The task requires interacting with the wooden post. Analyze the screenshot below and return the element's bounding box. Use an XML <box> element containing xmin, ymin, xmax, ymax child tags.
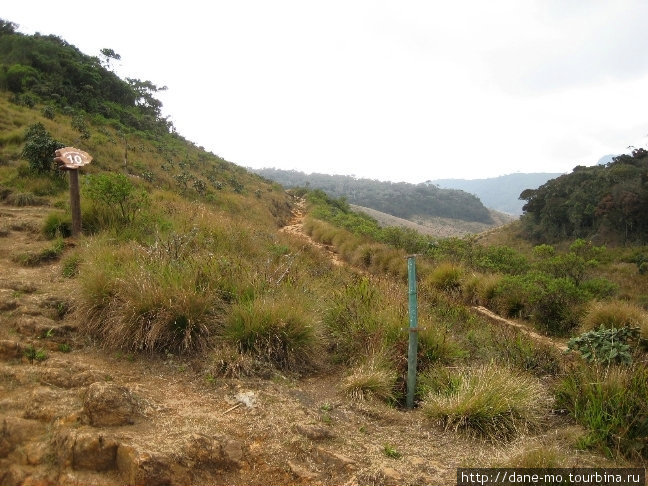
<box><xmin>53</xmin><ymin>147</ymin><xmax>93</xmax><ymax>238</ymax></box>
<box><xmin>68</xmin><ymin>169</ymin><xmax>82</xmax><ymax>237</ymax></box>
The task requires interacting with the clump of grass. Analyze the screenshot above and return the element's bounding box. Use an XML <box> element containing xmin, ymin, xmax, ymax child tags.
<box><xmin>581</xmin><ymin>300</ymin><xmax>648</xmax><ymax>338</ymax></box>
<box><xmin>556</xmin><ymin>363</ymin><xmax>648</xmax><ymax>460</ymax></box>
<box><xmin>492</xmin><ymin>440</ymin><xmax>570</xmax><ymax>467</ymax></box>
<box><xmin>382</xmin><ymin>443</ymin><xmax>402</xmax><ymax>459</ymax></box>
<box><xmin>24</xmin><ymin>346</ymin><xmax>48</xmax><ymax>363</ymax></box>
<box><xmin>341</xmin><ymin>358</ymin><xmax>397</xmax><ymax>402</ymax></box>
<box><xmin>78</xmin><ymin>241</ymin><xmax>222</xmax><ymax>354</ymax></box>
<box><xmin>426</xmin><ymin>263</ymin><xmax>463</xmax><ymax>293</ymax></box>
<box><xmin>43</xmin><ymin>211</ymin><xmax>72</xmax><ymax>239</ymax></box>
<box><xmin>5</xmin><ymin>191</ymin><xmax>46</xmax><ymax>206</ymax></box>
<box><xmin>223</xmin><ymin>293</ymin><xmax>320</xmax><ymax>370</ymax></box>
<box><xmin>13</xmin><ymin>238</ymin><xmax>65</xmax><ymax>266</ymax></box>
<box><xmin>422</xmin><ymin>364</ymin><xmax>548</xmax><ymax>441</ymax></box>
<box><xmin>61</xmin><ymin>253</ymin><xmax>82</xmax><ymax>278</ymax></box>
<box><xmin>462</xmin><ymin>272</ymin><xmax>502</xmax><ymax>306</ymax></box>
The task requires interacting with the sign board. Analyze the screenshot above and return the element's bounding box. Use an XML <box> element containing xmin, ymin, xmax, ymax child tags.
<box><xmin>54</xmin><ymin>147</ymin><xmax>93</xmax><ymax>170</ymax></box>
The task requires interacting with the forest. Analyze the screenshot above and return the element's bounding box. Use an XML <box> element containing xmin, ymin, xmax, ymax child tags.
<box><xmin>255</xmin><ymin>167</ymin><xmax>493</xmax><ymax>223</ymax></box>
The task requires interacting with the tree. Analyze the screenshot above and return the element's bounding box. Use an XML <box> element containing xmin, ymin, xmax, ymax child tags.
<box><xmin>99</xmin><ymin>48</ymin><xmax>121</xmax><ymax>70</ymax></box>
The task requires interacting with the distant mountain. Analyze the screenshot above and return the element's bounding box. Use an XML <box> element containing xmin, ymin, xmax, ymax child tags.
<box><xmin>429</xmin><ymin>173</ymin><xmax>563</xmax><ymax>215</ymax></box>
<box><xmin>254</xmin><ymin>168</ymin><xmax>493</xmax><ymax>223</ymax></box>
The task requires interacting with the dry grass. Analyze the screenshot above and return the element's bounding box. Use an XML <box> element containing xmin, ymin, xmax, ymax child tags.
<box><xmin>340</xmin><ymin>358</ymin><xmax>397</xmax><ymax>402</ymax></box>
<box><xmin>422</xmin><ymin>364</ymin><xmax>549</xmax><ymax>441</ymax></box>
<box><xmin>581</xmin><ymin>300</ymin><xmax>648</xmax><ymax>338</ymax></box>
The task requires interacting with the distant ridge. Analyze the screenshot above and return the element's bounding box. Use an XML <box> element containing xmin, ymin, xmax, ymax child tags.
<box><xmin>429</xmin><ymin>173</ymin><xmax>563</xmax><ymax>215</ymax></box>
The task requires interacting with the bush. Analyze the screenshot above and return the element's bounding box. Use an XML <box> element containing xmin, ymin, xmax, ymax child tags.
<box><xmin>224</xmin><ymin>293</ymin><xmax>319</xmax><ymax>370</ymax></box>
<box><xmin>567</xmin><ymin>326</ymin><xmax>640</xmax><ymax>365</ymax></box>
<box><xmin>21</xmin><ymin>123</ymin><xmax>64</xmax><ymax>174</ymax></box>
<box><xmin>422</xmin><ymin>364</ymin><xmax>548</xmax><ymax>441</ymax></box>
<box><xmin>556</xmin><ymin>364</ymin><xmax>648</xmax><ymax>460</ymax></box>
<box><xmin>83</xmin><ymin>173</ymin><xmax>149</xmax><ymax>226</ymax></box>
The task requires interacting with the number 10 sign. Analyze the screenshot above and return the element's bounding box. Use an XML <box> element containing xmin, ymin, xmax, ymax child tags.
<box><xmin>54</xmin><ymin>147</ymin><xmax>93</xmax><ymax>169</ymax></box>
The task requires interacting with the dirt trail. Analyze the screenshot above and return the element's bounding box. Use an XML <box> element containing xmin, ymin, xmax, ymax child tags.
<box><xmin>1</xmin><ymin>203</ymin><xmax>507</xmax><ymax>486</ymax></box>
<box><xmin>279</xmin><ymin>198</ymin><xmax>568</xmax><ymax>354</ymax></box>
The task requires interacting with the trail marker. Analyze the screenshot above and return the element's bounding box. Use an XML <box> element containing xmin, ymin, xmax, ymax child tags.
<box><xmin>54</xmin><ymin>147</ymin><xmax>92</xmax><ymax>237</ymax></box>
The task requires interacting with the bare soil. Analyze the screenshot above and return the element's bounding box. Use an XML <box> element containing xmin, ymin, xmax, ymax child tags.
<box><xmin>0</xmin><ymin>204</ymin><xmax>603</xmax><ymax>486</ymax></box>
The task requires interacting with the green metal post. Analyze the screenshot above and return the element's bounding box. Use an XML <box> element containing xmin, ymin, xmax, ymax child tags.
<box><xmin>406</xmin><ymin>255</ymin><xmax>419</xmax><ymax>409</ymax></box>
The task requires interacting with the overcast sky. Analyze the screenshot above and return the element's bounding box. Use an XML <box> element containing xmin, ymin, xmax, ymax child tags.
<box><xmin>4</xmin><ymin>1</ymin><xmax>648</xmax><ymax>182</ymax></box>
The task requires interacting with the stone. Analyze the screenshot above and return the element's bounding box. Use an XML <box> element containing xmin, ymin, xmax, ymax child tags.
<box><xmin>1</xmin><ymin>417</ymin><xmax>44</xmax><ymax>455</ymax></box>
<box><xmin>314</xmin><ymin>446</ymin><xmax>356</xmax><ymax>470</ymax></box>
<box><xmin>295</xmin><ymin>423</ymin><xmax>334</xmax><ymax>441</ymax></box>
<box><xmin>0</xmin><ymin>340</ymin><xmax>23</xmax><ymax>360</ymax></box>
<box><xmin>380</xmin><ymin>467</ymin><xmax>402</xmax><ymax>486</ymax></box>
<box><xmin>288</xmin><ymin>460</ymin><xmax>318</xmax><ymax>480</ymax></box>
<box><xmin>116</xmin><ymin>444</ymin><xmax>178</xmax><ymax>486</ymax></box>
<box><xmin>83</xmin><ymin>382</ymin><xmax>138</xmax><ymax>427</ymax></box>
<box><xmin>55</xmin><ymin>428</ymin><xmax>118</xmax><ymax>472</ymax></box>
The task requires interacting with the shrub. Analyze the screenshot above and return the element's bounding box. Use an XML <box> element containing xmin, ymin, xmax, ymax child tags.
<box><xmin>83</xmin><ymin>173</ymin><xmax>149</xmax><ymax>226</ymax></box>
<box><xmin>21</xmin><ymin>123</ymin><xmax>64</xmax><ymax>174</ymax></box>
<box><xmin>224</xmin><ymin>293</ymin><xmax>319</xmax><ymax>370</ymax></box>
<box><xmin>422</xmin><ymin>364</ymin><xmax>548</xmax><ymax>441</ymax></box>
<box><xmin>556</xmin><ymin>364</ymin><xmax>648</xmax><ymax>460</ymax></box>
<box><xmin>567</xmin><ymin>326</ymin><xmax>640</xmax><ymax>365</ymax></box>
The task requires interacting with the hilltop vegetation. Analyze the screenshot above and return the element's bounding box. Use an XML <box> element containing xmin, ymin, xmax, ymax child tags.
<box><xmin>254</xmin><ymin>167</ymin><xmax>493</xmax><ymax>224</ymax></box>
<box><xmin>520</xmin><ymin>150</ymin><xmax>648</xmax><ymax>244</ymax></box>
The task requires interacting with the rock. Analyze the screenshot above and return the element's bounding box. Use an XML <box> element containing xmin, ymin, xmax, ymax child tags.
<box><xmin>313</xmin><ymin>446</ymin><xmax>355</xmax><ymax>471</ymax></box>
<box><xmin>0</xmin><ymin>417</ymin><xmax>45</xmax><ymax>457</ymax></box>
<box><xmin>55</xmin><ymin>428</ymin><xmax>118</xmax><ymax>471</ymax></box>
<box><xmin>23</xmin><ymin>442</ymin><xmax>50</xmax><ymax>466</ymax></box>
<box><xmin>295</xmin><ymin>423</ymin><xmax>334</xmax><ymax>441</ymax></box>
<box><xmin>222</xmin><ymin>439</ymin><xmax>244</xmax><ymax>465</ymax></box>
<box><xmin>380</xmin><ymin>467</ymin><xmax>402</xmax><ymax>486</ymax></box>
<box><xmin>288</xmin><ymin>460</ymin><xmax>318</xmax><ymax>480</ymax></box>
<box><xmin>38</xmin><ymin>367</ymin><xmax>105</xmax><ymax>389</ymax></box>
<box><xmin>23</xmin><ymin>387</ymin><xmax>79</xmax><ymax>422</ymax></box>
<box><xmin>0</xmin><ymin>340</ymin><xmax>23</xmax><ymax>360</ymax></box>
<box><xmin>83</xmin><ymin>382</ymin><xmax>138</xmax><ymax>427</ymax></box>
<box><xmin>57</xmin><ymin>470</ymin><xmax>122</xmax><ymax>486</ymax></box>
<box><xmin>180</xmin><ymin>434</ymin><xmax>223</xmax><ymax>467</ymax></box>
<box><xmin>116</xmin><ymin>444</ymin><xmax>180</xmax><ymax>486</ymax></box>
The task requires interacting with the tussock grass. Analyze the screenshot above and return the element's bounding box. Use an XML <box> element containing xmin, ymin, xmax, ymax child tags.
<box><xmin>223</xmin><ymin>292</ymin><xmax>320</xmax><ymax>370</ymax></box>
<box><xmin>5</xmin><ymin>191</ymin><xmax>46</xmax><ymax>206</ymax></box>
<box><xmin>13</xmin><ymin>238</ymin><xmax>65</xmax><ymax>266</ymax></box>
<box><xmin>43</xmin><ymin>211</ymin><xmax>72</xmax><ymax>239</ymax></box>
<box><xmin>341</xmin><ymin>358</ymin><xmax>397</xmax><ymax>402</ymax></box>
<box><xmin>556</xmin><ymin>363</ymin><xmax>648</xmax><ymax>460</ymax></box>
<box><xmin>422</xmin><ymin>364</ymin><xmax>548</xmax><ymax>441</ymax></box>
<box><xmin>581</xmin><ymin>300</ymin><xmax>648</xmax><ymax>338</ymax></box>
<box><xmin>426</xmin><ymin>263</ymin><xmax>464</xmax><ymax>292</ymax></box>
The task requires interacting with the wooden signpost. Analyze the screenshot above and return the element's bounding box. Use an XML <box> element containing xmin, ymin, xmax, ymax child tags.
<box><xmin>54</xmin><ymin>147</ymin><xmax>92</xmax><ymax>237</ymax></box>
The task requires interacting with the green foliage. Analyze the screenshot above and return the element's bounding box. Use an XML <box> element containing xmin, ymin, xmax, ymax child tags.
<box><xmin>84</xmin><ymin>173</ymin><xmax>149</xmax><ymax>226</ymax></box>
<box><xmin>556</xmin><ymin>364</ymin><xmax>648</xmax><ymax>459</ymax></box>
<box><xmin>24</xmin><ymin>345</ymin><xmax>47</xmax><ymax>363</ymax></box>
<box><xmin>475</xmin><ymin>245</ymin><xmax>529</xmax><ymax>275</ymax></box>
<box><xmin>21</xmin><ymin>123</ymin><xmax>64</xmax><ymax>174</ymax></box>
<box><xmin>6</xmin><ymin>63</ymin><xmax>39</xmax><ymax>93</ymax></box>
<box><xmin>382</xmin><ymin>444</ymin><xmax>402</xmax><ymax>459</ymax></box>
<box><xmin>521</xmin><ymin>150</ymin><xmax>648</xmax><ymax>244</ymax></box>
<box><xmin>14</xmin><ymin>238</ymin><xmax>65</xmax><ymax>266</ymax></box>
<box><xmin>61</xmin><ymin>253</ymin><xmax>81</xmax><ymax>278</ymax></box>
<box><xmin>427</xmin><ymin>263</ymin><xmax>463</xmax><ymax>292</ymax></box>
<box><xmin>567</xmin><ymin>326</ymin><xmax>640</xmax><ymax>365</ymax></box>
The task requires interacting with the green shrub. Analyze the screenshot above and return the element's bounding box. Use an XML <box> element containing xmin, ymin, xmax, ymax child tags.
<box><xmin>21</xmin><ymin>123</ymin><xmax>64</xmax><ymax>174</ymax></box>
<box><xmin>422</xmin><ymin>364</ymin><xmax>548</xmax><ymax>441</ymax></box>
<box><xmin>567</xmin><ymin>326</ymin><xmax>640</xmax><ymax>365</ymax></box>
<box><xmin>556</xmin><ymin>364</ymin><xmax>648</xmax><ymax>460</ymax></box>
<box><xmin>475</xmin><ymin>245</ymin><xmax>529</xmax><ymax>275</ymax></box>
<box><xmin>224</xmin><ymin>293</ymin><xmax>319</xmax><ymax>370</ymax></box>
<box><xmin>83</xmin><ymin>172</ymin><xmax>149</xmax><ymax>226</ymax></box>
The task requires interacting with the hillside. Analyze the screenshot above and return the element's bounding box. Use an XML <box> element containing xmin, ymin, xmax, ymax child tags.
<box><xmin>431</xmin><ymin>173</ymin><xmax>563</xmax><ymax>215</ymax></box>
<box><xmin>253</xmin><ymin>168</ymin><xmax>493</xmax><ymax>224</ymax></box>
<box><xmin>1</xmin><ymin>20</ymin><xmax>647</xmax><ymax>485</ymax></box>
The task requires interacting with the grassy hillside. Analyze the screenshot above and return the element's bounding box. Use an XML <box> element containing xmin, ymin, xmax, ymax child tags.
<box><xmin>0</xmin><ymin>22</ymin><xmax>646</xmax><ymax>481</ymax></box>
